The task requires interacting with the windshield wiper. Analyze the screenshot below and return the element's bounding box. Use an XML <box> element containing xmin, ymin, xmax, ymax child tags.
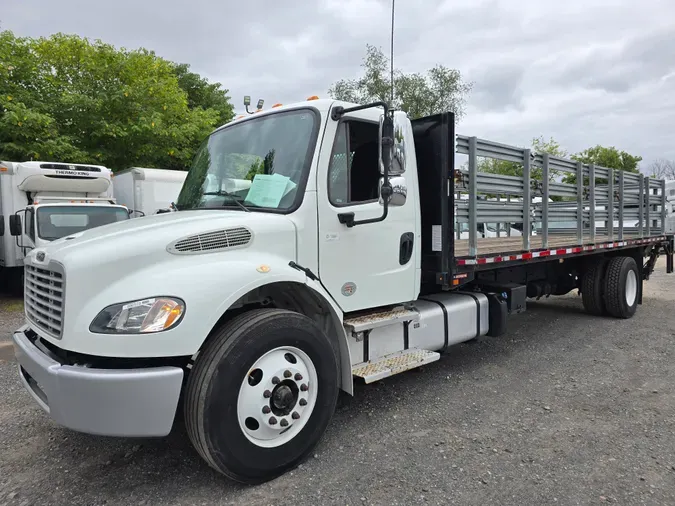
<box><xmin>201</xmin><ymin>191</ymin><xmax>251</xmax><ymax>212</ymax></box>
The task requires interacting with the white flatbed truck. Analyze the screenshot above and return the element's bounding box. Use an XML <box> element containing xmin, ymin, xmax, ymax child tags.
<box><xmin>0</xmin><ymin>161</ymin><xmax>130</xmax><ymax>293</ymax></box>
<box><xmin>12</xmin><ymin>99</ymin><xmax>674</xmax><ymax>484</ymax></box>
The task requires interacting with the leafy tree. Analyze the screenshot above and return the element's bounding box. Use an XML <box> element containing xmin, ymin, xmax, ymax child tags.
<box><xmin>0</xmin><ymin>30</ymin><xmax>233</xmax><ymax>171</ymax></box>
<box><xmin>562</xmin><ymin>145</ymin><xmax>642</xmax><ymax>185</ymax></box>
<box><xmin>328</xmin><ymin>44</ymin><xmax>472</xmax><ymax>121</ymax></box>
<box><xmin>172</xmin><ymin>63</ymin><xmax>234</xmax><ymax>127</ymax></box>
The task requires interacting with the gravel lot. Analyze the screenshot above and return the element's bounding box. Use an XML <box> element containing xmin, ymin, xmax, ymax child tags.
<box><xmin>1</xmin><ymin>258</ymin><xmax>675</xmax><ymax>506</ymax></box>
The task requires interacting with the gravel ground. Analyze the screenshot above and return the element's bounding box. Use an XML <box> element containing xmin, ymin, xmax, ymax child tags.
<box><xmin>1</xmin><ymin>258</ymin><xmax>675</xmax><ymax>506</ymax></box>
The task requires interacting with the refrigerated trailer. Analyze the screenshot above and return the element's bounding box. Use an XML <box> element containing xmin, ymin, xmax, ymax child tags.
<box><xmin>0</xmin><ymin>161</ymin><xmax>130</xmax><ymax>293</ymax></box>
<box><xmin>12</xmin><ymin>99</ymin><xmax>674</xmax><ymax>484</ymax></box>
<box><xmin>112</xmin><ymin>167</ymin><xmax>187</xmax><ymax>217</ymax></box>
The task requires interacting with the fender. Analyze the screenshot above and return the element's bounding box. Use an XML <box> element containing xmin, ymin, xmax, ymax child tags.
<box><xmin>205</xmin><ymin>259</ymin><xmax>354</xmax><ymax>395</ymax></box>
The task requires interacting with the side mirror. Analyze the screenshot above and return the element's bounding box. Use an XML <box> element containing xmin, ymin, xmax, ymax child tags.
<box><xmin>379</xmin><ymin>176</ymin><xmax>407</xmax><ymax>207</ymax></box>
<box><xmin>381</xmin><ymin>111</ymin><xmax>406</xmax><ymax>175</ymax></box>
<box><xmin>9</xmin><ymin>214</ymin><xmax>22</xmax><ymax>236</ymax></box>
<box><xmin>378</xmin><ymin>114</ymin><xmax>394</xmax><ymax>175</ymax></box>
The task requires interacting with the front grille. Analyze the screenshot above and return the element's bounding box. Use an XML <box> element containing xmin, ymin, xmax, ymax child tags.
<box><xmin>24</xmin><ymin>264</ymin><xmax>64</xmax><ymax>338</ymax></box>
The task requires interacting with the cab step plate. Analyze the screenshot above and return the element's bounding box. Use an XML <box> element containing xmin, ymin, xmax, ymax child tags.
<box><xmin>352</xmin><ymin>349</ymin><xmax>440</xmax><ymax>384</ymax></box>
<box><xmin>343</xmin><ymin>307</ymin><xmax>419</xmax><ymax>334</ymax></box>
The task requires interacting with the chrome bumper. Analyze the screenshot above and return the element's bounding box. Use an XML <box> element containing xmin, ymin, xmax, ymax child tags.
<box><xmin>13</xmin><ymin>324</ymin><xmax>184</xmax><ymax>437</ymax></box>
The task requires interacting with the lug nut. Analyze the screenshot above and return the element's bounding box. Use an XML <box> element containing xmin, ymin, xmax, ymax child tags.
<box><xmin>262</xmin><ymin>405</ymin><xmax>271</xmax><ymax>414</ymax></box>
<box><xmin>300</xmin><ymin>383</ymin><xmax>308</xmax><ymax>392</ymax></box>
<box><xmin>280</xmin><ymin>418</ymin><xmax>289</xmax><ymax>427</ymax></box>
<box><xmin>299</xmin><ymin>398</ymin><xmax>307</xmax><ymax>406</ymax></box>
<box><xmin>269</xmin><ymin>416</ymin><xmax>278</xmax><ymax>425</ymax></box>
<box><xmin>292</xmin><ymin>411</ymin><xmax>300</xmax><ymax>420</ymax></box>
<box><xmin>284</xmin><ymin>370</ymin><xmax>292</xmax><ymax>378</ymax></box>
<box><xmin>294</xmin><ymin>373</ymin><xmax>303</xmax><ymax>381</ymax></box>
<box><xmin>263</xmin><ymin>390</ymin><xmax>272</xmax><ymax>398</ymax></box>
<box><xmin>272</xmin><ymin>376</ymin><xmax>280</xmax><ymax>385</ymax></box>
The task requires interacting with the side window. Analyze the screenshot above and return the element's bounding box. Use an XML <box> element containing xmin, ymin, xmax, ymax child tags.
<box><xmin>26</xmin><ymin>209</ymin><xmax>35</xmax><ymax>242</ymax></box>
<box><xmin>327</xmin><ymin>120</ymin><xmax>380</xmax><ymax>206</ymax></box>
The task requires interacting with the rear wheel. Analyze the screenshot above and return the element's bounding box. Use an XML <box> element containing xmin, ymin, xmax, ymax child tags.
<box><xmin>184</xmin><ymin>308</ymin><xmax>339</xmax><ymax>483</ymax></box>
<box><xmin>581</xmin><ymin>259</ymin><xmax>607</xmax><ymax>316</ymax></box>
<box><xmin>603</xmin><ymin>256</ymin><xmax>639</xmax><ymax>319</ymax></box>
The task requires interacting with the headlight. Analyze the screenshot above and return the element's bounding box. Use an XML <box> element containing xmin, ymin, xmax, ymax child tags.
<box><xmin>90</xmin><ymin>297</ymin><xmax>185</xmax><ymax>334</ymax></box>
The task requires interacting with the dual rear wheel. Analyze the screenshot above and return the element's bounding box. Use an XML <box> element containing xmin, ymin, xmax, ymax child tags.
<box><xmin>582</xmin><ymin>256</ymin><xmax>640</xmax><ymax>319</ymax></box>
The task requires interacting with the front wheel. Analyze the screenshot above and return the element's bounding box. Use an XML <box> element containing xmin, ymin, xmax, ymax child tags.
<box><xmin>184</xmin><ymin>308</ymin><xmax>339</xmax><ymax>483</ymax></box>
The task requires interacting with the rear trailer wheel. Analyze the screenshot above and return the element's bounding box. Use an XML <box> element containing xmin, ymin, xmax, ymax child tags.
<box><xmin>581</xmin><ymin>259</ymin><xmax>607</xmax><ymax>316</ymax></box>
<box><xmin>184</xmin><ymin>308</ymin><xmax>339</xmax><ymax>483</ymax></box>
<box><xmin>603</xmin><ymin>256</ymin><xmax>639</xmax><ymax>319</ymax></box>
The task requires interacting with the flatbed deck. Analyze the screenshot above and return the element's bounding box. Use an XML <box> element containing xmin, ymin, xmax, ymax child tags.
<box><xmin>453</xmin><ymin>233</ymin><xmax>646</xmax><ymax>257</ymax></box>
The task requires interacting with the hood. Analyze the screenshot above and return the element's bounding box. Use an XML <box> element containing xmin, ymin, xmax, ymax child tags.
<box><xmin>28</xmin><ymin>209</ymin><xmax>298</xmax><ymax>273</ymax></box>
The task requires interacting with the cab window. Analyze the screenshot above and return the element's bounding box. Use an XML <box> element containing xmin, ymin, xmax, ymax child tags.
<box><xmin>327</xmin><ymin>120</ymin><xmax>380</xmax><ymax>206</ymax></box>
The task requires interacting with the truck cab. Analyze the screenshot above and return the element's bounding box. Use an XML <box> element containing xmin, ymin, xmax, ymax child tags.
<box><xmin>0</xmin><ymin>161</ymin><xmax>130</xmax><ymax>292</ymax></box>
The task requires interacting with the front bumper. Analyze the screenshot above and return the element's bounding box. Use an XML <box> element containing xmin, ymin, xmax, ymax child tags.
<box><xmin>13</xmin><ymin>324</ymin><xmax>184</xmax><ymax>437</ymax></box>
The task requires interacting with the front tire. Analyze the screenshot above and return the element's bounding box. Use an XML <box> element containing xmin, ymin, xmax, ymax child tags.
<box><xmin>603</xmin><ymin>256</ymin><xmax>639</xmax><ymax>319</ymax></box>
<box><xmin>184</xmin><ymin>308</ymin><xmax>339</xmax><ymax>483</ymax></box>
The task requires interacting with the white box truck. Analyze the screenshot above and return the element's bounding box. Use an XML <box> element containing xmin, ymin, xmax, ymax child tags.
<box><xmin>11</xmin><ymin>99</ymin><xmax>674</xmax><ymax>484</ymax></box>
<box><xmin>0</xmin><ymin>161</ymin><xmax>130</xmax><ymax>293</ymax></box>
<box><xmin>112</xmin><ymin>167</ymin><xmax>187</xmax><ymax>217</ymax></box>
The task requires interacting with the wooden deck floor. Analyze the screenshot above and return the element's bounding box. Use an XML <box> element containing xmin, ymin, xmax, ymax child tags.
<box><xmin>454</xmin><ymin>233</ymin><xmax>645</xmax><ymax>257</ymax></box>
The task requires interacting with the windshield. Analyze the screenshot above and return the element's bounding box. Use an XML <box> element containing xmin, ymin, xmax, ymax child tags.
<box><xmin>36</xmin><ymin>206</ymin><xmax>129</xmax><ymax>241</ymax></box>
<box><xmin>175</xmin><ymin>108</ymin><xmax>319</xmax><ymax>212</ymax></box>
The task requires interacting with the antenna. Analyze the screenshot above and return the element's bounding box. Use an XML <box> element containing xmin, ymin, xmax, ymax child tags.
<box><xmin>389</xmin><ymin>0</ymin><xmax>395</xmax><ymax>108</ymax></box>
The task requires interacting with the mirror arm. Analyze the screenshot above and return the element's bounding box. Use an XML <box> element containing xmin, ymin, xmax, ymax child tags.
<box><xmin>331</xmin><ymin>101</ymin><xmax>389</xmax><ymax>121</ymax></box>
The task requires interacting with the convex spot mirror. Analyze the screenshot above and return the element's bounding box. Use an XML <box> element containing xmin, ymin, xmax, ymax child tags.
<box><xmin>379</xmin><ymin>175</ymin><xmax>407</xmax><ymax>207</ymax></box>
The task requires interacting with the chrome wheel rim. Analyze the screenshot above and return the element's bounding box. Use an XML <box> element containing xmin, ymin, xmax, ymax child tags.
<box><xmin>237</xmin><ymin>346</ymin><xmax>318</xmax><ymax>448</ymax></box>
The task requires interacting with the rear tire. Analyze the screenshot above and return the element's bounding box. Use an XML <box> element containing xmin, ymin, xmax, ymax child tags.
<box><xmin>603</xmin><ymin>256</ymin><xmax>639</xmax><ymax>319</ymax></box>
<box><xmin>184</xmin><ymin>308</ymin><xmax>339</xmax><ymax>483</ymax></box>
<box><xmin>581</xmin><ymin>259</ymin><xmax>607</xmax><ymax>316</ymax></box>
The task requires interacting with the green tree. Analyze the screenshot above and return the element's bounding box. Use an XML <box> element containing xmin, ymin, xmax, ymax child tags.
<box><xmin>562</xmin><ymin>145</ymin><xmax>642</xmax><ymax>185</ymax></box>
<box><xmin>172</xmin><ymin>63</ymin><xmax>234</xmax><ymax>127</ymax></box>
<box><xmin>328</xmin><ymin>44</ymin><xmax>472</xmax><ymax>121</ymax></box>
<box><xmin>0</xmin><ymin>30</ymin><xmax>233</xmax><ymax>171</ymax></box>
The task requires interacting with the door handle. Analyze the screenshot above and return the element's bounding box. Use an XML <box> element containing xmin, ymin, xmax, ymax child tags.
<box><xmin>399</xmin><ymin>232</ymin><xmax>414</xmax><ymax>265</ymax></box>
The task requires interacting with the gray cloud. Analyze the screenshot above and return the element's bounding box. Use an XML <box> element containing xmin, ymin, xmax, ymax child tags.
<box><xmin>3</xmin><ymin>0</ymin><xmax>675</xmax><ymax>168</ymax></box>
<box><xmin>467</xmin><ymin>64</ymin><xmax>525</xmax><ymax>111</ymax></box>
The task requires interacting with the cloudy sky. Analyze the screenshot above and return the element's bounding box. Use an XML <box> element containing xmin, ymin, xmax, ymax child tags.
<box><xmin>3</xmin><ymin>0</ymin><xmax>675</xmax><ymax>170</ymax></box>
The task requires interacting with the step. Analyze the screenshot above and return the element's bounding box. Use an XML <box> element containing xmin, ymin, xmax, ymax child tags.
<box><xmin>352</xmin><ymin>349</ymin><xmax>440</xmax><ymax>384</ymax></box>
<box><xmin>343</xmin><ymin>306</ymin><xmax>419</xmax><ymax>334</ymax></box>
